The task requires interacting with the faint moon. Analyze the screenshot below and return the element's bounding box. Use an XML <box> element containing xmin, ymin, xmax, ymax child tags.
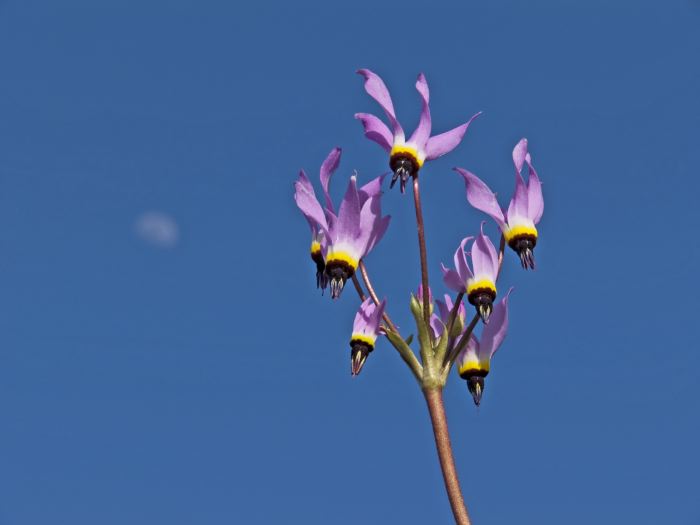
<box><xmin>135</xmin><ymin>211</ymin><xmax>180</xmax><ymax>248</ymax></box>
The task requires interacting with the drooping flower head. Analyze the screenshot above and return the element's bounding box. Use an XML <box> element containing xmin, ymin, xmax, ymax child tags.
<box><xmin>355</xmin><ymin>69</ymin><xmax>480</xmax><ymax>193</ymax></box>
<box><xmin>350</xmin><ymin>297</ymin><xmax>386</xmax><ymax>376</ymax></box>
<box><xmin>455</xmin><ymin>138</ymin><xmax>544</xmax><ymax>269</ymax></box>
<box><xmin>294</xmin><ymin>150</ymin><xmax>390</xmax><ymax>299</ymax></box>
<box><xmin>456</xmin><ymin>289</ymin><xmax>512</xmax><ymax>406</ymax></box>
<box><xmin>293</xmin><ymin>147</ymin><xmax>342</xmax><ymax>292</ymax></box>
<box><xmin>441</xmin><ymin>223</ymin><xmax>500</xmax><ymax>322</ymax></box>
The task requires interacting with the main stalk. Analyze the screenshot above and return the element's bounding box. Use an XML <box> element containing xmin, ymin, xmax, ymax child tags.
<box><xmin>424</xmin><ymin>388</ymin><xmax>472</xmax><ymax>525</ymax></box>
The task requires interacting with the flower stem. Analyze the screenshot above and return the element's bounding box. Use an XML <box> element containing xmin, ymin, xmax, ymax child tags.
<box><xmin>358</xmin><ymin>261</ymin><xmax>399</xmax><ymax>334</ymax></box>
<box><xmin>412</xmin><ymin>176</ymin><xmax>431</xmax><ymax>326</ymax></box>
<box><xmin>423</xmin><ymin>387</ymin><xmax>472</xmax><ymax>525</ymax></box>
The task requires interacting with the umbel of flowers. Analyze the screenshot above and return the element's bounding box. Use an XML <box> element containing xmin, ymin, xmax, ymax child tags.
<box><xmin>293</xmin><ymin>68</ymin><xmax>544</xmax><ymax>525</ymax></box>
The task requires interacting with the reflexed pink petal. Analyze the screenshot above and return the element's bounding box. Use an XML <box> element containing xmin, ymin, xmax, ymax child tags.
<box><xmin>424</xmin><ymin>112</ymin><xmax>481</xmax><ymax>161</ymax></box>
<box><xmin>525</xmin><ymin>153</ymin><xmax>544</xmax><ymax>224</ymax></box>
<box><xmin>407</xmin><ymin>73</ymin><xmax>431</xmax><ymax>149</ymax></box>
<box><xmin>364</xmin><ymin>213</ymin><xmax>391</xmax><ymax>254</ymax></box>
<box><xmin>352</xmin><ymin>297</ymin><xmax>374</xmax><ymax>334</ymax></box>
<box><xmin>512</xmin><ymin>138</ymin><xmax>528</xmax><ymax>175</ymax></box>
<box><xmin>294</xmin><ymin>171</ymin><xmax>329</xmax><ymax>233</ymax></box>
<box><xmin>436</xmin><ymin>298</ymin><xmax>450</xmax><ymax>325</ymax></box>
<box><xmin>353</xmin><ymin>297</ymin><xmax>384</xmax><ymax>337</ymax></box>
<box><xmin>358</xmin><ymin>173</ymin><xmax>386</xmax><ymax>205</ymax></box>
<box><xmin>454</xmin><ymin>236</ymin><xmax>474</xmax><ymax>283</ymax></box>
<box><xmin>480</xmin><ymin>288</ymin><xmax>513</xmax><ymax>359</ymax></box>
<box><xmin>320</xmin><ymin>147</ymin><xmax>342</xmax><ymax>213</ymax></box>
<box><xmin>357</xmin><ymin>195</ymin><xmax>390</xmax><ymax>256</ymax></box>
<box><xmin>471</xmin><ymin>223</ymin><xmax>499</xmax><ymax>281</ymax></box>
<box><xmin>357</xmin><ymin>68</ymin><xmax>404</xmax><ymax>137</ymax></box>
<box><xmin>454</xmin><ymin>168</ymin><xmax>507</xmax><ymax>231</ymax></box>
<box><xmin>355</xmin><ymin>113</ymin><xmax>393</xmax><ymax>152</ymax></box>
<box><xmin>506</xmin><ymin>169</ymin><xmax>529</xmax><ymax>224</ymax></box>
<box><xmin>336</xmin><ymin>176</ymin><xmax>361</xmax><ymax>240</ymax></box>
<box><xmin>507</xmin><ymin>139</ymin><xmax>530</xmax><ymax>223</ymax></box>
<box><xmin>430</xmin><ymin>313</ymin><xmax>444</xmax><ymax>339</ymax></box>
<box><xmin>436</xmin><ymin>294</ymin><xmax>464</xmax><ymax>328</ymax></box>
<box><xmin>441</xmin><ymin>264</ymin><xmax>466</xmax><ymax>293</ymax></box>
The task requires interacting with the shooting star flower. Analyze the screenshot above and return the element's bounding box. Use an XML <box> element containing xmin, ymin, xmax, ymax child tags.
<box><xmin>441</xmin><ymin>224</ymin><xmax>499</xmax><ymax>322</ymax></box>
<box><xmin>355</xmin><ymin>69</ymin><xmax>480</xmax><ymax>193</ymax></box>
<box><xmin>350</xmin><ymin>297</ymin><xmax>386</xmax><ymax>375</ymax></box>
<box><xmin>294</xmin><ymin>147</ymin><xmax>342</xmax><ymax>292</ymax></box>
<box><xmin>294</xmin><ymin>150</ymin><xmax>390</xmax><ymax>299</ymax></box>
<box><xmin>455</xmin><ymin>138</ymin><xmax>544</xmax><ymax>269</ymax></box>
<box><xmin>456</xmin><ymin>290</ymin><xmax>512</xmax><ymax>406</ymax></box>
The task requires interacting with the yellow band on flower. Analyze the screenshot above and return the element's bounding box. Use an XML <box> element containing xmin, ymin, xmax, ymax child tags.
<box><xmin>458</xmin><ymin>359</ymin><xmax>490</xmax><ymax>376</ymax></box>
<box><xmin>504</xmin><ymin>224</ymin><xmax>538</xmax><ymax>242</ymax></box>
<box><xmin>326</xmin><ymin>251</ymin><xmax>359</xmax><ymax>270</ymax></box>
<box><xmin>350</xmin><ymin>333</ymin><xmax>376</xmax><ymax>346</ymax></box>
<box><xmin>467</xmin><ymin>279</ymin><xmax>497</xmax><ymax>295</ymax></box>
<box><xmin>390</xmin><ymin>145</ymin><xmax>424</xmax><ymax>168</ymax></box>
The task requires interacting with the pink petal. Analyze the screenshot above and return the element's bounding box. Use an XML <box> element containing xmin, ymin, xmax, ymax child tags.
<box><xmin>357</xmin><ymin>69</ymin><xmax>404</xmax><ymax>138</ymax></box>
<box><xmin>441</xmin><ymin>264</ymin><xmax>466</xmax><ymax>293</ymax></box>
<box><xmin>471</xmin><ymin>223</ymin><xmax>499</xmax><ymax>281</ymax></box>
<box><xmin>336</xmin><ymin>176</ymin><xmax>361</xmax><ymax>240</ymax></box>
<box><xmin>355</xmin><ymin>113</ymin><xmax>393</xmax><ymax>152</ymax></box>
<box><xmin>358</xmin><ymin>173</ymin><xmax>386</xmax><ymax>205</ymax></box>
<box><xmin>407</xmin><ymin>73</ymin><xmax>431</xmax><ymax>149</ymax></box>
<box><xmin>320</xmin><ymin>147</ymin><xmax>342</xmax><ymax>213</ymax></box>
<box><xmin>454</xmin><ymin>236</ymin><xmax>474</xmax><ymax>283</ymax></box>
<box><xmin>294</xmin><ymin>174</ymin><xmax>329</xmax><ymax>234</ymax></box>
<box><xmin>512</xmin><ymin>138</ymin><xmax>528</xmax><ymax>174</ymax></box>
<box><xmin>480</xmin><ymin>288</ymin><xmax>513</xmax><ymax>360</ymax></box>
<box><xmin>525</xmin><ymin>153</ymin><xmax>544</xmax><ymax>224</ymax></box>
<box><xmin>454</xmin><ymin>168</ymin><xmax>507</xmax><ymax>231</ymax></box>
<box><xmin>424</xmin><ymin>112</ymin><xmax>481</xmax><ymax>161</ymax></box>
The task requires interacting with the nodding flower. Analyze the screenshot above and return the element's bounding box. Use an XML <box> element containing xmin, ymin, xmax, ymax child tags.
<box><xmin>455</xmin><ymin>138</ymin><xmax>544</xmax><ymax>270</ymax></box>
<box><xmin>355</xmin><ymin>68</ymin><xmax>480</xmax><ymax>193</ymax></box>
<box><xmin>294</xmin><ymin>147</ymin><xmax>342</xmax><ymax>292</ymax></box>
<box><xmin>441</xmin><ymin>223</ymin><xmax>500</xmax><ymax>322</ymax></box>
<box><xmin>294</xmin><ymin>149</ymin><xmax>390</xmax><ymax>299</ymax></box>
<box><xmin>456</xmin><ymin>289</ymin><xmax>512</xmax><ymax>406</ymax></box>
<box><xmin>349</xmin><ymin>297</ymin><xmax>386</xmax><ymax>376</ymax></box>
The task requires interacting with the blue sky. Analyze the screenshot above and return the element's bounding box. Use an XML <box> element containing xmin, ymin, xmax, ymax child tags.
<box><xmin>1</xmin><ymin>1</ymin><xmax>699</xmax><ymax>524</ymax></box>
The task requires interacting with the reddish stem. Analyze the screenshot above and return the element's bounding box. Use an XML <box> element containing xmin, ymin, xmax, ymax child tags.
<box><xmin>424</xmin><ymin>388</ymin><xmax>472</xmax><ymax>525</ymax></box>
<box><xmin>412</xmin><ymin>176</ymin><xmax>431</xmax><ymax>325</ymax></box>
